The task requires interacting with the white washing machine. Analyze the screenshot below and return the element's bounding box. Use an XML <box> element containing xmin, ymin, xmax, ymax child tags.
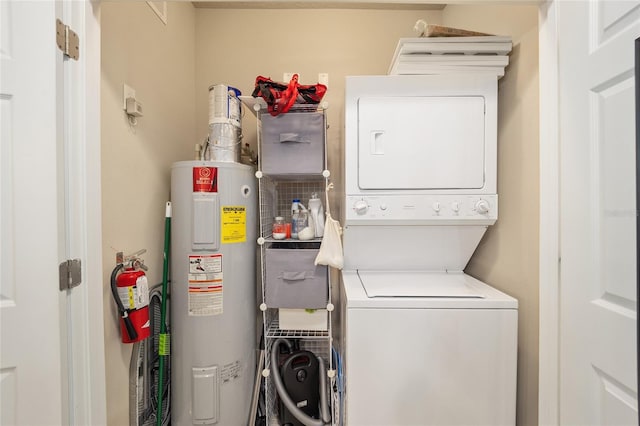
<box><xmin>340</xmin><ymin>75</ymin><xmax>518</xmax><ymax>425</ymax></box>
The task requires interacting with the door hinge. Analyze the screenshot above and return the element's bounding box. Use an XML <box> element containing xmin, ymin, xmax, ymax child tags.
<box><xmin>59</xmin><ymin>259</ymin><xmax>82</xmax><ymax>291</ymax></box>
<box><xmin>56</xmin><ymin>19</ymin><xmax>79</xmax><ymax>60</ymax></box>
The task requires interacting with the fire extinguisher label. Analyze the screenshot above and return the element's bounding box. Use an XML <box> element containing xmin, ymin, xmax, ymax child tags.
<box><xmin>117</xmin><ymin>275</ymin><xmax>150</xmax><ymax>310</ymax></box>
<box><xmin>193</xmin><ymin>167</ymin><xmax>218</xmax><ymax>192</ymax></box>
<box><xmin>188</xmin><ymin>254</ymin><xmax>223</xmax><ymax>316</ymax></box>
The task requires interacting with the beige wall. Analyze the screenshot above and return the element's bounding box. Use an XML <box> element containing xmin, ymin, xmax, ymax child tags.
<box><xmin>443</xmin><ymin>5</ymin><xmax>540</xmax><ymax>426</ymax></box>
<box><xmin>101</xmin><ymin>2</ymin><xmax>196</xmax><ymax>424</ymax></box>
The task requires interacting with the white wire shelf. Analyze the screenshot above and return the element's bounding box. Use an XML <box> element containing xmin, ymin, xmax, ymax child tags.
<box><xmin>263</xmin><ymin>236</ymin><xmax>323</xmax><ymax>244</ymax></box>
<box><xmin>256</xmin><ymin>105</ymin><xmax>336</xmax><ymax>425</ymax></box>
<box><xmin>266</xmin><ymin>320</ymin><xmax>329</xmax><ymax>339</ymax></box>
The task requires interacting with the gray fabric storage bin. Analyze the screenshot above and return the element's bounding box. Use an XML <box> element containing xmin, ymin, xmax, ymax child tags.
<box><xmin>260</xmin><ymin>111</ymin><xmax>325</xmax><ymax>176</ymax></box>
<box><xmin>265</xmin><ymin>248</ymin><xmax>328</xmax><ymax>308</ymax></box>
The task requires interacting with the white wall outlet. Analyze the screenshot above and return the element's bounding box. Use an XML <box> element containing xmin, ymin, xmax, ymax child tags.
<box><xmin>123</xmin><ymin>83</ymin><xmax>136</xmax><ymax>110</ymax></box>
<box><xmin>318</xmin><ymin>73</ymin><xmax>329</xmax><ymax>88</ymax></box>
<box><xmin>283</xmin><ymin>72</ymin><xmax>298</xmax><ymax>83</ymax></box>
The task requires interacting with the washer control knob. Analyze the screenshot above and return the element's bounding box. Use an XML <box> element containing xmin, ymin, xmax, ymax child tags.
<box><xmin>353</xmin><ymin>200</ymin><xmax>369</xmax><ymax>215</ymax></box>
<box><xmin>475</xmin><ymin>199</ymin><xmax>490</xmax><ymax>214</ymax></box>
<box><xmin>380</xmin><ymin>203</ymin><xmax>388</xmax><ymax>211</ymax></box>
<box><xmin>432</xmin><ymin>202</ymin><xmax>441</xmax><ymax>213</ymax></box>
<box><xmin>451</xmin><ymin>202</ymin><xmax>460</xmax><ymax>213</ymax></box>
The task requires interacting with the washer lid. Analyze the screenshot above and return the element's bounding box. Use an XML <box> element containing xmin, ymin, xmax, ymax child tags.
<box><xmin>359</xmin><ymin>270</ymin><xmax>484</xmax><ymax>298</ymax></box>
<box><xmin>341</xmin><ymin>270</ymin><xmax>518</xmax><ymax>309</ymax></box>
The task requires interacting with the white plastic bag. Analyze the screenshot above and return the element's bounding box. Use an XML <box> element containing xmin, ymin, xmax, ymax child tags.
<box><xmin>314</xmin><ymin>183</ymin><xmax>344</xmax><ymax>269</ymax></box>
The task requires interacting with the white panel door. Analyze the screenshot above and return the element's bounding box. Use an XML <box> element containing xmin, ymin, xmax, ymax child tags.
<box><xmin>558</xmin><ymin>1</ymin><xmax>639</xmax><ymax>424</ymax></box>
<box><xmin>0</xmin><ymin>1</ymin><xmax>63</xmax><ymax>424</ymax></box>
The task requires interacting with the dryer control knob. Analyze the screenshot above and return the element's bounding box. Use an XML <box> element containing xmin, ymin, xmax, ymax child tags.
<box><xmin>353</xmin><ymin>200</ymin><xmax>369</xmax><ymax>215</ymax></box>
<box><xmin>432</xmin><ymin>202</ymin><xmax>441</xmax><ymax>213</ymax></box>
<box><xmin>451</xmin><ymin>202</ymin><xmax>460</xmax><ymax>213</ymax></box>
<box><xmin>475</xmin><ymin>199</ymin><xmax>490</xmax><ymax>214</ymax></box>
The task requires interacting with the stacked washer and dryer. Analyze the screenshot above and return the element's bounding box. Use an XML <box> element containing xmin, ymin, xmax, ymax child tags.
<box><xmin>340</xmin><ymin>68</ymin><xmax>518</xmax><ymax>423</ymax></box>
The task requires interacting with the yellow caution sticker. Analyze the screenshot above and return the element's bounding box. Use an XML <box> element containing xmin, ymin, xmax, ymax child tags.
<box><xmin>159</xmin><ymin>333</ymin><xmax>170</xmax><ymax>356</ymax></box>
<box><xmin>221</xmin><ymin>206</ymin><xmax>246</xmax><ymax>244</ymax></box>
<box><xmin>128</xmin><ymin>286</ymin><xmax>135</xmax><ymax>309</ymax></box>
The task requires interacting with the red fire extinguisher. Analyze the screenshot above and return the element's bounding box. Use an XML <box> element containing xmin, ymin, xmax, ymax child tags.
<box><xmin>110</xmin><ymin>257</ymin><xmax>150</xmax><ymax>343</ymax></box>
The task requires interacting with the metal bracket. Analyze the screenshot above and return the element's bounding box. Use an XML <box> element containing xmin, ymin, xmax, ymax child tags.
<box><xmin>56</xmin><ymin>19</ymin><xmax>79</xmax><ymax>60</ymax></box>
<box><xmin>116</xmin><ymin>249</ymin><xmax>148</xmax><ymax>271</ymax></box>
<box><xmin>59</xmin><ymin>259</ymin><xmax>82</xmax><ymax>291</ymax></box>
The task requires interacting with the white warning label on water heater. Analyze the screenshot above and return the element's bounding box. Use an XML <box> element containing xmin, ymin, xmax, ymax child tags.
<box><xmin>188</xmin><ymin>254</ymin><xmax>223</xmax><ymax>316</ymax></box>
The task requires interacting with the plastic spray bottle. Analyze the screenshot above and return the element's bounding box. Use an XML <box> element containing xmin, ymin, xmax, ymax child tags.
<box><xmin>291</xmin><ymin>199</ymin><xmax>300</xmax><ymax>239</ymax></box>
<box><xmin>308</xmin><ymin>193</ymin><xmax>325</xmax><ymax>238</ymax></box>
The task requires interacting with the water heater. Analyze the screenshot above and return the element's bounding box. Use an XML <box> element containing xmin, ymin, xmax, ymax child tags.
<box><xmin>171</xmin><ymin>160</ymin><xmax>257</xmax><ymax>425</ymax></box>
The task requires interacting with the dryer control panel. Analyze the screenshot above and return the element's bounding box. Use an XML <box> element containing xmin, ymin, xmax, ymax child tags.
<box><xmin>345</xmin><ymin>194</ymin><xmax>497</xmax><ymax>225</ymax></box>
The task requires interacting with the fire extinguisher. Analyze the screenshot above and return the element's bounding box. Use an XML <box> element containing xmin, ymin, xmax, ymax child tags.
<box><xmin>110</xmin><ymin>254</ymin><xmax>150</xmax><ymax>343</ymax></box>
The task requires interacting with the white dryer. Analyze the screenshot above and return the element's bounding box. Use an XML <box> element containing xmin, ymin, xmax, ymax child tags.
<box><xmin>340</xmin><ymin>75</ymin><xmax>518</xmax><ymax>425</ymax></box>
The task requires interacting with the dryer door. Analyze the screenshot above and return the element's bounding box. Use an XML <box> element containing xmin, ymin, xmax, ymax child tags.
<box><xmin>357</xmin><ymin>96</ymin><xmax>485</xmax><ymax>190</ymax></box>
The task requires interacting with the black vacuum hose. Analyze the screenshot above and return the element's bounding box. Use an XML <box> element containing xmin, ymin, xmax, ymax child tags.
<box><xmin>270</xmin><ymin>339</ymin><xmax>331</xmax><ymax>426</ymax></box>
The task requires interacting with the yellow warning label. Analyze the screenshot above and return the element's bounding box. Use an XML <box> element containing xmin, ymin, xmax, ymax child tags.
<box><xmin>128</xmin><ymin>287</ymin><xmax>135</xmax><ymax>309</ymax></box>
<box><xmin>221</xmin><ymin>206</ymin><xmax>246</xmax><ymax>244</ymax></box>
<box><xmin>159</xmin><ymin>333</ymin><xmax>170</xmax><ymax>355</ymax></box>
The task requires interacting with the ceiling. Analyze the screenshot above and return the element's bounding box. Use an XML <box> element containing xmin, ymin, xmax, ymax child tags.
<box><xmin>192</xmin><ymin>1</ymin><xmax>446</xmax><ymax>9</ymax></box>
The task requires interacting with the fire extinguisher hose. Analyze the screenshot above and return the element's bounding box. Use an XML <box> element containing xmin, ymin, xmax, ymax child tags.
<box><xmin>157</xmin><ymin>202</ymin><xmax>171</xmax><ymax>426</ymax></box>
<box><xmin>110</xmin><ymin>263</ymin><xmax>138</xmax><ymax>341</ymax></box>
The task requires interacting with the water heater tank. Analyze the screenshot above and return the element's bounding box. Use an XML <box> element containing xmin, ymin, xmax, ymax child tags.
<box><xmin>171</xmin><ymin>161</ymin><xmax>257</xmax><ymax>425</ymax></box>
